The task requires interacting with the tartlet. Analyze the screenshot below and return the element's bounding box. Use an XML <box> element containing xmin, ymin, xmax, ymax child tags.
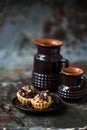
<box><xmin>17</xmin><ymin>85</ymin><xmax>37</xmax><ymax>105</ymax></box>
<box><xmin>31</xmin><ymin>90</ymin><xmax>53</xmax><ymax>110</ymax></box>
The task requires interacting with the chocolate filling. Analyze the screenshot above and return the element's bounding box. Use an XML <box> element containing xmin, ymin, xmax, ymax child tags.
<box><xmin>37</xmin><ymin>91</ymin><xmax>50</xmax><ymax>102</ymax></box>
<box><xmin>19</xmin><ymin>89</ymin><xmax>36</xmax><ymax>98</ymax></box>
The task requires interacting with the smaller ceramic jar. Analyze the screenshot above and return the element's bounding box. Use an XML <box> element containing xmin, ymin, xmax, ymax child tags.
<box><xmin>58</xmin><ymin>67</ymin><xmax>87</xmax><ymax>102</ymax></box>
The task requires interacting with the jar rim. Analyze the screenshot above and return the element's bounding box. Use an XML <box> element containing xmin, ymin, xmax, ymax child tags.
<box><xmin>33</xmin><ymin>38</ymin><xmax>63</xmax><ymax>47</ymax></box>
<box><xmin>61</xmin><ymin>67</ymin><xmax>83</xmax><ymax>76</ymax></box>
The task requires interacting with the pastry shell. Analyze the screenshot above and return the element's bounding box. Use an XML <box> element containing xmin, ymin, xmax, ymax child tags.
<box><xmin>17</xmin><ymin>91</ymin><xmax>32</xmax><ymax>105</ymax></box>
<box><xmin>31</xmin><ymin>95</ymin><xmax>53</xmax><ymax>110</ymax></box>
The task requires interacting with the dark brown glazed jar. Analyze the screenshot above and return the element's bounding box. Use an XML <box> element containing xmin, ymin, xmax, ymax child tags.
<box><xmin>32</xmin><ymin>38</ymin><xmax>69</xmax><ymax>92</ymax></box>
<box><xmin>58</xmin><ymin>67</ymin><xmax>87</xmax><ymax>102</ymax></box>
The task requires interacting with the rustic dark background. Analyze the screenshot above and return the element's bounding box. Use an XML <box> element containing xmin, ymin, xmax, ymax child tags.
<box><xmin>0</xmin><ymin>0</ymin><xmax>87</xmax><ymax>81</ymax></box>
<box><xmin>0</xmin><ymin>1</ymin><xmax>87</xmax><ymax>130</ymax></box>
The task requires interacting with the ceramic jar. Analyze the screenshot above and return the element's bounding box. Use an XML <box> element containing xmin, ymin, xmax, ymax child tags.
<box><xmin>32</xmin><ymin>38</ymin><xmax>69</xmax><ymax>92</ymax></box>
<box><xmin>58</xmin><ymin>67</ymin><xmax>86</xmax><ymax>102</ymax></box>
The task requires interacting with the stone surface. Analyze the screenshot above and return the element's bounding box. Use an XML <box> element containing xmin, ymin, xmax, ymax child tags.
<box><xmin>0</xmin><ymin>74</ymin><xmax>87</xmax><ymax>129</ymax></box>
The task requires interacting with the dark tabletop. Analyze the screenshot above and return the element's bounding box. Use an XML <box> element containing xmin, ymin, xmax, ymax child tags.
<box><xmin>0</xmin><ymin>76</ymin><xmax>87</xmax><ymax>130</ymax></box>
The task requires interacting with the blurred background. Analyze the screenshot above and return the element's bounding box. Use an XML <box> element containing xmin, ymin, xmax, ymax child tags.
<box><xmin>0</xmin><ymin>0</ymin><xmax>87</xmax><ymax>81</ymax></box>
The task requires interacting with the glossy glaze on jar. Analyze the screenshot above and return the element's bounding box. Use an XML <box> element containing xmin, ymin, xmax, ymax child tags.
<box><xmin>32</xmin><ymin>38</ymin><xmax>69</xmax><ymax>92</ymax></box>
<box><xmin>58</xmin><ymin>67</ymin><xmax>86</xmax><ymax>102</ymax></box>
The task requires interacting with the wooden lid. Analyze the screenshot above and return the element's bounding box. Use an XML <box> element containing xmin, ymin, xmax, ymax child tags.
<box><xmin>62</xmin><ymin>67</ymin><xmax>83</xmax><ymax>76</ymax></box>
<box><xmin>33</xmin><ymin>38</ymin><xmax>63</xmax><ymax>47</ymax></box>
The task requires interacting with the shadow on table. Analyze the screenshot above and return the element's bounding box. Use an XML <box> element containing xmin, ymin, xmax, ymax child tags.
<box><xmin>23</xmin><ymin>103</ymin><xmax>67</xmax><ymax>117</ymax></box>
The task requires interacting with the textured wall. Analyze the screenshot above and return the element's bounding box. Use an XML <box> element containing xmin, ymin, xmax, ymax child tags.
<box><xmin>0</xmin><ymin>0</ymin><xmax>87</xmax><ymax>81</ymax></box>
